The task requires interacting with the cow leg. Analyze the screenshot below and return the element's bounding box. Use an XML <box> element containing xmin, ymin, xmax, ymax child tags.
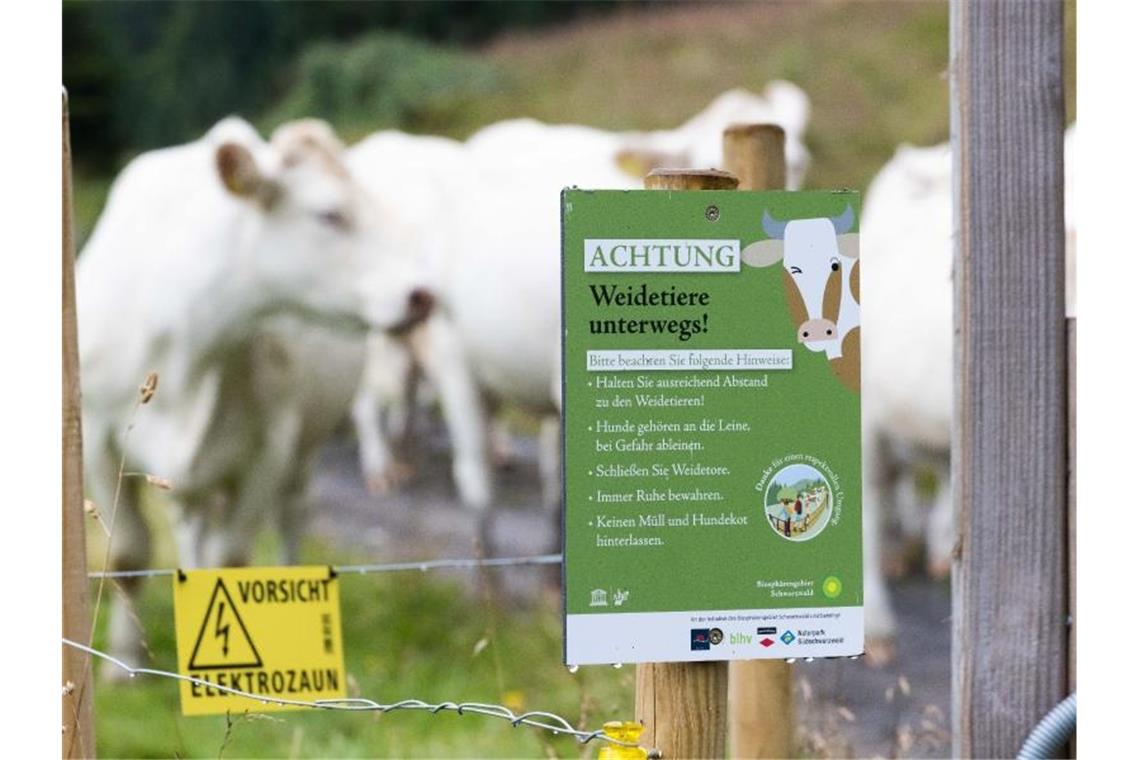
<box><xmin>394</xmin><ymin>348</ymin><xmax>422</xmax><ymax>453</ymax></box>
<box><xmin>276</xmin><ymin>459</ymin><xmax>314</xmax><ymax>566</ymax></box>
<box><xmin>352</xmin><ymin>383</ymin><xmax>401</xmax><ymax>495</ymax></box>
<box><xmin>538</xmin><ymin>415</ymin><xmax>562</xmax><ymax>511</ymax></box>
<box><xmin>537</xmin><ymin>415</ymin><xmax>563</xmax><ymax>588</ymax></box>
<box><xmin>170</xmin><ymin>499</ymin><xmax>208</xmax><ymax>570</ymax></box>
<box><xmin>925</xmin><ymin>456</ymin><xmax>955</xmax><ymax>579</ymax></box>
<box><xmin>353</xmin><ymin>332</ymin><xmax>417</xmax><ymax>495</ymax></box>
<box><xmin>863</xmin><ymin>427</ymin><xmax>899</xmax><ymax>666</ymax></box>
<box><xmin>888</xmin><ymin>461</ymin><xmax>927</xmax><ymax>577</ymax></box>
<box><xmin>539</xmin><ymin>414</ymin><xmax>562</xmax><ymax>552</ymax></box>
<box><xmin>205</xmin><ymin>411</ymin><xmax>303</xmax><ymax>568</ymax></box>
<box><xmin>411</xmin><ymin>315</ymin><xmax>492</xmax><ymax>511</ymax></box>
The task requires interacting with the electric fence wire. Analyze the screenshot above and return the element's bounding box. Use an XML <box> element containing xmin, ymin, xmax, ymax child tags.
<box><xmin>87</xmin><ymin>553</ymin><xmax>563</xmax><ymax>580</ymax></box>
<box><xmin>62</xmin><ymin>638</ymin><xmax>640</xmax><ymax>749</ymax></box>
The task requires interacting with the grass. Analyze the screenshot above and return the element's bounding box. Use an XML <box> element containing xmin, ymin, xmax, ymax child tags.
<box><xmin>88</xmin><ymin>527</ymin><xmax>631</xmax><ymax>758</ymax></box>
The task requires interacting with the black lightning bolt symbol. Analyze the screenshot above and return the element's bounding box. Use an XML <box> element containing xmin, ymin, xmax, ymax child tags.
<box><xmin>215</xmin><ymin>601</ymin><xmax>231</xmax><ymax>657</ymax></box>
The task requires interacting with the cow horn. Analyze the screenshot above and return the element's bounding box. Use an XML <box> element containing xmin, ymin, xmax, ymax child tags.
<box><xmin>761</xmin><ymin>210</ymin><xmax>787</xmax><ymax>240</ymax></box>
<box><xmin>830</xmin><ymin>204</ymin><xmax>855</xmax><ymax>235</ymax></box>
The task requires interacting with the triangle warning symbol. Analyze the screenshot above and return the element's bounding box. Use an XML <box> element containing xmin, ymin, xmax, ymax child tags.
<box><xmin>188</xmin><ymin>578</ymin><xmax>263</xmax><ymax>670</ymax></box>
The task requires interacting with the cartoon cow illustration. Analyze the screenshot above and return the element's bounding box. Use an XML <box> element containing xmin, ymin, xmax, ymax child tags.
<box><xmin>742</xmin><ymin>205</ymin><xmax>860</xmax><ymax>391</ymax></box>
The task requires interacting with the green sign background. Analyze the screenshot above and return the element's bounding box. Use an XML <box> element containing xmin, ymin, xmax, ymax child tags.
<box><xmin>562</xmin><ymin>189</ymin><xmax>862</xmax><ymax>618</ymax></box>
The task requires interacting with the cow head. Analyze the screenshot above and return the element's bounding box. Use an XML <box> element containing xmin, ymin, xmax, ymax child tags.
<box><xmin>742</xmin><ymin>206</ymin><xmax>859</xmax><ymax>353</ymax></box>
<box><xmin>213</xmin><ymin>118</ymin><xmax>432</xmax><ymax>334</ymax></box>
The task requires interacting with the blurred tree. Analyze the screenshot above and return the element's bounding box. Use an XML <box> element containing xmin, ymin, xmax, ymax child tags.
<box><xmin>63</xmin><ymin>0</ymin><xmax>627</xmax><ymax>170</ymax></box>
<box><xmin>263</xmin><ymin>32</ymin><xmax>504</xmax><ymax>141</ymax></box>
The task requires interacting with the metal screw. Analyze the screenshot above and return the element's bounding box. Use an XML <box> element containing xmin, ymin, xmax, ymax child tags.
<box><xmin>705</xmin><ymin>205</ymin><xmax>720</xmax><ymax>222</ymax></box>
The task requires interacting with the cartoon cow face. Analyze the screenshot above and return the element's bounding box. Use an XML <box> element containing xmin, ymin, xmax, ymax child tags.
<box><xmin>743</xmin><ymin>205</ymin><xmax>861</xmax><ymax>390</ymax></box>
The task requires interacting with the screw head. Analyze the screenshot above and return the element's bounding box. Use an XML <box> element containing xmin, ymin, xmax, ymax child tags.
<box><xmin>705</xmin><ymin>204</ymin><xmax>720</xmax><ymax>222</ymax></box>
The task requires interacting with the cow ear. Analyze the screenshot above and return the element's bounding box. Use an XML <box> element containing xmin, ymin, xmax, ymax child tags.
<box><xmin>216</xmin><ymin>142</ymin><xmax>280</xmax><ymax>208</ymax></box>
<box><xmin>837</xmin><ymin>233</ymin><xmax>859</xmax><ymax>260</ymax></box>
<box><xmin>742</xmin><ymin>239</ymin><xmax>784</xmax><ymax>268</ymax></box>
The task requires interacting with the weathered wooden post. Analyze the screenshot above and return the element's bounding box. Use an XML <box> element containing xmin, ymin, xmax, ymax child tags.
<box><xmin>634</xmin><ymin>168</ymin><xmax>737</xmax><ymax>759</ymax></box>
<box><xmin>721</xmin><ymin>124</ymin><xmax>794</xmax><ymax>760</ymax></box>
<box><xmin>722</xmin><ymin>125</ymin><xmax>786</xmax><ymax>196</ymax></box>
<box><xmin>62</xmin><ymin>89</ymin><xmax>96</xmax><ymax>757</ymax></box>
<box><xmin>950</xmin><ymin>1</ymin><xmax>1069</xmax><ymax>756</ymax></box>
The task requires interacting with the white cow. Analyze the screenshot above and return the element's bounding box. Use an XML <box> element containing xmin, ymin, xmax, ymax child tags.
<box><xmin>79</xmin><ymin>117</ymin><xmax>431</xmax><ymax>667</ymax></box>
<box><xmin>858</xmin><ymin>126</ymin><xmax>1077</xmax><ymax>650</ymax></box>
<box><xmin>348</xmin><ymin>84</ymin><xmax>814</xmax><ymax>520</ymax></box>
<box><xmin>342</xmin><ymin>131</ymin><xmax>494</xmax><ymax>504</ymax></box>
<box><xmin>464</xmin><ymin>82</ymin><xmax>811</xmax><ymax>195</ymax></box>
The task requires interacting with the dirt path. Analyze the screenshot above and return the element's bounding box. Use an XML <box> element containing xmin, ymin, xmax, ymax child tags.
<box><xmin>307</xmin><ymin>422</ymin><xmax>951</xmax><ymax>759</ymax></box>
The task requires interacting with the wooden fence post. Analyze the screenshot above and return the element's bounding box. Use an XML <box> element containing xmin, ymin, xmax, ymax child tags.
<box><xmin>634</xmin><ymin>168</ymin><xmax>736</xmax><ymax>759</ymax></box>
<box><xmin>721</xmin><ymin>124</ymin><xmax>794</xmax><ymax>760</ymax></box>
<box><xmin>950</xmin><ymin>1</ymin><xmax>1069</xmax><ymax>756</ymax></box>
<box><xmin>62</xmin><ymin>89</ymin><xmax>96</xmax><ymax>759</ymax></box>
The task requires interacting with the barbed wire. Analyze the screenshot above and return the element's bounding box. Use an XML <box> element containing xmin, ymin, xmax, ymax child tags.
<box><xmin>62</xmin><ymin>638</ymin><xmax>640</xmax><ymax>749</ymax></box>
<box><xmin>88</xmin><ymin>553</ymin><xmax>563</xmax><ymax>580</ymax></box>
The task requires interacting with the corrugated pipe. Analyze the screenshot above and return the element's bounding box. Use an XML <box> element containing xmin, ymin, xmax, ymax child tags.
<box><xmin>1016</xmin><ymin>693</ymin><xmax>1076</xmax><ymax>759</ymax></box>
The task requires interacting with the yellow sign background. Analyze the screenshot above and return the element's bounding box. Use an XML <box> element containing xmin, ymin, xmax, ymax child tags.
<box><xmin>172</xmin><ymin>566</ymin><xmax>346</xmax><ymax>716</ymax></box>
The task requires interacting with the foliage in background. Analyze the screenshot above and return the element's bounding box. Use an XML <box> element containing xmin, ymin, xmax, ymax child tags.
<box><xmin>63</xmin><ymin>0</ymin><xmax>623</xmax><ymax>171</ymax></box>
<box><xmin>263</xmin><ymin>32</ymin><xmax>506</xmax><ymax>143</ymax></box>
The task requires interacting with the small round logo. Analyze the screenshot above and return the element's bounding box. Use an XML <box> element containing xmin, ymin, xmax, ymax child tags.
<box><xmin>822</xmin><ymin>576</ymin><xmax>843</xmax><ymax>598</ymax></box>
<box><xmin>762</xmin><ymin>462</ymin><xmax>834</xmax><ymax>542</ymax></box>
<box><xmin>709</xmin><ymin>628</ymin><xmax>724</xmax><ymax>645</ymax></box>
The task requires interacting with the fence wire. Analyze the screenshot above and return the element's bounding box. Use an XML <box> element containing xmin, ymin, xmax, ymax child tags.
<box><xmin>87</xmin><ymin>553</ymin><xmax>563</xmax><ymax>580</ymax></box>
<box><xmin>63</xmin><ymin>638</ymin><xmax>640</xmax><ymax>749</ymax></box>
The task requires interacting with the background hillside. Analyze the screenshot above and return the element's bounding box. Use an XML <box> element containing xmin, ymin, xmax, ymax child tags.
<box><xmin>66</xmin><ymin>1</ymin><xmax>1074</xmax><ymax>246</ymax></box>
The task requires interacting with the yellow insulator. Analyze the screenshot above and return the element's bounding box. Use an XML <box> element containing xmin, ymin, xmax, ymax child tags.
<box><xmin>598</xmin><ymin>720</ymin><xmax>648</xmax><ymax>760</ymax></box>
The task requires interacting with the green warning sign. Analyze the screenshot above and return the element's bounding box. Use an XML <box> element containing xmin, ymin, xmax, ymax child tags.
<box><xmin>561</xmin><ymin>189</ymin><xmax>865</xmax><ymax>665</ymax></box>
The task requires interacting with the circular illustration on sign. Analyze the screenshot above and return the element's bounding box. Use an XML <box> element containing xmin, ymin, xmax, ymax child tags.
<box><xmin>763</xmin><ymin>463</ymin><xmax>833</xmax><ymax>542</ymax></box>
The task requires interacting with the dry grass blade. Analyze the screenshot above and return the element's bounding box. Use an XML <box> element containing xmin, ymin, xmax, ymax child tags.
<box><xmin>84</xmin><ymin>499</ymin><xmax>110</xmax><ymax>538</ymax></box>
<box><xmin>139</xmin><ymin>371</ymin><xmax>159</xmax><ymax>403</ymax></box>
<box><xmin>145</xmin><ymin>474</ymin><xmax>173</xmax><ymax>490</ymax></box>
<box><xmin>836</xmin><ymin>705</ymin><xmax>855</xmax><ymax>723</ymax></box>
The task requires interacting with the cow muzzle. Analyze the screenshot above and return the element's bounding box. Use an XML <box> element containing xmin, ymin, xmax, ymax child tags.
<box><xmin>797</xmin><ymin>318</ymin><xmax>838</xmax><ymax>343</ymax></box>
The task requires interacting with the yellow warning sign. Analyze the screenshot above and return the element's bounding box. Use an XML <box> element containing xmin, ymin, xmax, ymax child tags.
<box><xmin>172</xmin><ymin>566</ymin><xmax>345</xmax><ymax>716</ymax></box>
